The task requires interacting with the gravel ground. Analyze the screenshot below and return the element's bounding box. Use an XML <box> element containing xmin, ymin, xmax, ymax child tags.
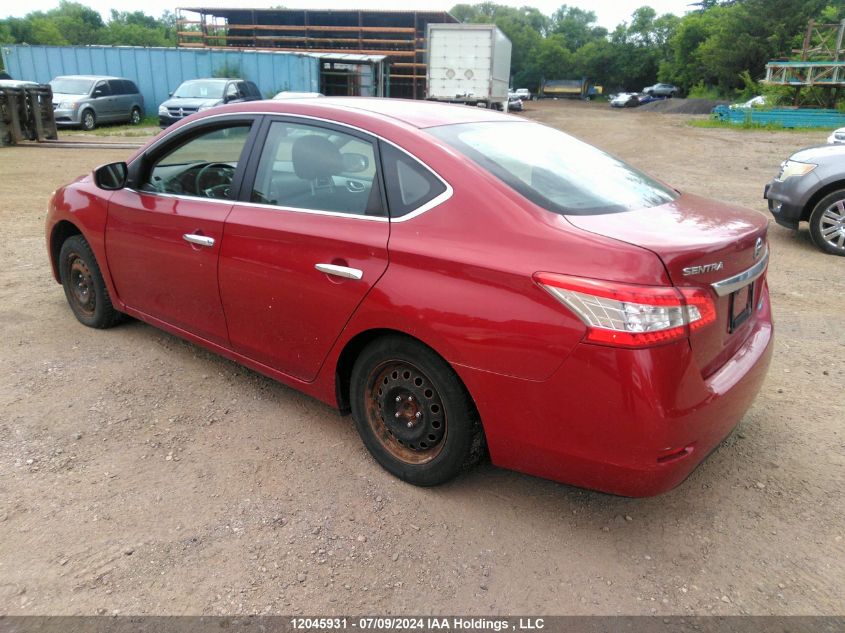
<box><xmin>636</xmin><ymin>98</ymin><xmax>729</xmax><ymax>114</ymax></box>
<box><xmin>0</xmin><ymin>100</ymin><xmax>842</xmax><ymax>616</ymax></box>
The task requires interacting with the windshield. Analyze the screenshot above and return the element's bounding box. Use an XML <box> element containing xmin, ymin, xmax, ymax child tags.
<box><xmin>427</xmin><ymin>121</ymin><xmax>677</xmax><ymax>215</ymax></box>
<box><xmin>173</xmin><ymin>80</ymin><xmax>226</xmax><ymax>99</ymax></box>
<box><xmin>50</xmin><ymin>78</ymin><xmax>94</xmax><ymax>95</ymax></box>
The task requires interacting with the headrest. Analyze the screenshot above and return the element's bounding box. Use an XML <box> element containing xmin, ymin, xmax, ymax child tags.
<box><xmin>292</xmin><ymin>135</ymin><xmax>343</xmax><ymax>180</ymax></box>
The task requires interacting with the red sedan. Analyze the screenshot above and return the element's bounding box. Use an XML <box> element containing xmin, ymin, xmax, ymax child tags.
<box><xmin>46</xmin><ymin>98</ymin><xmax>773</xmax><ymax>496</ymax></box>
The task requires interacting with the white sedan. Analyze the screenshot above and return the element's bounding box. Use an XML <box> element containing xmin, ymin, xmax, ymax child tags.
<box><xmin>827</xmin><ymin>128</ymin><xmax>845</xmax><ymax>144</ymax></box>
<box><xmin>273</xmin><ymin>91</ymin><xmax>324</xmax><ymax>100</ymax></box>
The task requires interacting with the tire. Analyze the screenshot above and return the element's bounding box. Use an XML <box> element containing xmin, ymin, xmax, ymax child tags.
<box><xmin>80</xmin><ymin>109</ymin><xmax>96</xmax><ymax>131</ymax></box>
<box><xmin>58</xmin><ymin>235</ymin><xmax>123</xmax><ymax>328</ymax></box>
<box><xmin>130</xmin><ymin>107</ymin><xmax>142</xmax><ymax>125</ymax></box>
<box><xmin>808</xmin><ymin>189</ymin><xmax>845</xmax><ymax>256</ymax></box>
<box><xmin>350</xmin><ymin>335</ymin><xmax>481</xmax><ymax>486</ymax></box>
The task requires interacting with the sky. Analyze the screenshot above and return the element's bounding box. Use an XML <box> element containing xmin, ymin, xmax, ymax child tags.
<box><xmin>0</xmin><ymin>0</ymin><xmax>697</xmax><ymax>30</ymax></box>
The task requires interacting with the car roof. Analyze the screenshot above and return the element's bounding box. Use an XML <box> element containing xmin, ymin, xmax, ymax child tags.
<box><xmin>235</xmin><ymin>97</ymin><xmax>516</xmax><ymax>129</ymax></box>
<box><xmin>53</xmin><ymin>75</ymin><xmax>125</xmax><ymax>80</ymax></box>
<box><xmin>183</xmin><ymin>78</ymin><xmax>235</xmax><ymax>83</ymax></box>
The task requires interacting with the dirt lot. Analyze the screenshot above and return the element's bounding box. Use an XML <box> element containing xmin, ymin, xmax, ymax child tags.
<box><xmin>0</xmin><ymin>101</ymin><xmax>842</xmax><ymax>616</ymax></box>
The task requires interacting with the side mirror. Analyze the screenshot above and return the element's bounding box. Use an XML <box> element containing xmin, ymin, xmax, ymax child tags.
<box><xmin>341</xmin><ymin>153</ymin><xmax>369</xmax><ymax>173</ymax></box>
<box><xmin>94</xmin><ymin>162</ymin><xmax>128</xmax><ymax>191</ymax></box>
<box><xmin>93</xmin><ymin>89</ymin><xmax>104</xmax><ymax>97</ymax></box>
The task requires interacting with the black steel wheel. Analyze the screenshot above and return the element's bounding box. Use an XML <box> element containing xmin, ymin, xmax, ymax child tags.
<box><xmin>350</xmin><ymin>335</ymin><xmax>481</xmax><ymax>486</ymax></box>
<box><xmin>59</xmin><ymin>235</ymin><xmax>123</xmax><ymax>328</ymax></box>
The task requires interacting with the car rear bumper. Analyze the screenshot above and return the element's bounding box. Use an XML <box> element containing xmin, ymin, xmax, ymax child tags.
<box><xmin>456</xmin><ymin>284</ymin><xmax>774</xmax><ymax>497</ymax></box>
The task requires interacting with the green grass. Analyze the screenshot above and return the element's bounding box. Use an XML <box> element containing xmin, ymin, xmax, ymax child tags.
<box><xmin>687</xmin><ymin>118</ymin><xmax>812</xmax><ymax>132</ymax></box>
<box><xmin>60</xmin><ymin>114</ymin><xmax>160</xmax><ymax>138</ymax></box>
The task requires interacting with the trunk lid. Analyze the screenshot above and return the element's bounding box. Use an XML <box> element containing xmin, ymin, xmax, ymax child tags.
<box><xmin>566</xmin><ymin>193</ymin><xmax>769</xmax><ymax>376</ymax></box>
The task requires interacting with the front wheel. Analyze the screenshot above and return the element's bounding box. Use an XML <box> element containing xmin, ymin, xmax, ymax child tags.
<box><xmin>59</xmin><ymin>235</ymin><xmax>124</xmax><ymax>328</ymax></box>
<box><xmin>350</xmin><ymin>336</ymin><xmax>481</xmax><ymax>486</ymax></box>
<box><xmin>80</xmin><ymin>109</ymin><xmax>96</xmax><ymax>131</ymax></box>
<box><xmin>808</xmin><ymin>190</ymin><xmax>845</xmax><ymax>256</ymax></box>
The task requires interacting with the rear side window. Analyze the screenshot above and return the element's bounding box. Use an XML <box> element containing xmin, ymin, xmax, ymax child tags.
<box><xmin>126</xmin><ymin>80</ymin><xmax>139</xmax><ymax>94</ymax></box>
<box><xmin>427</xmin><ymin>121</ymin><xmax>676</xmax><ymax>215</ymax></box>
<box><xmin>379</xmin><ymin>142</ymin><xmax>447</xmax><ymax>218</ymax></box>
<box><xmin>109</xmin><ymin>80</ymin><xmax>125</xmax><ymax>95</ymax></box>
<box><xmin>246</xmin><ymin>81</ymin><xmax>261</xmax><ymax>98</ymax></box>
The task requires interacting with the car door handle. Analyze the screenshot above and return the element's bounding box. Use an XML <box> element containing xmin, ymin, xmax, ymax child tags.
<box><xmin>183</xmin><ymin>233</ymin><xmax>215</xmax><ymax>247</ymax></box>
<box><xmin>315</xmin><ymin>263</ymin><xmax>363</xmax><ymax>280</ymax></box>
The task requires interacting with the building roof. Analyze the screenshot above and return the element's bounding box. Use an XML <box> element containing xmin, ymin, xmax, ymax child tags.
<box><xmin>179</xmin><ymin>7</ymin><xmax>456</xmax><ymax>16</ymax></box>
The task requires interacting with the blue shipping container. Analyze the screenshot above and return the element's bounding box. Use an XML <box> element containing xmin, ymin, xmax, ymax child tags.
<box><xmin>1</xmin><ymin>44</ymin><xmax>320</xmax><ymax>116</ymax></box>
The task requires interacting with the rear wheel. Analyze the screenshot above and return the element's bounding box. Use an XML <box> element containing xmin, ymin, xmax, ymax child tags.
<box><xmin>59</xmin><ymin>235</ymin><xmax>123</xmax><ymax>328</ymax></box>
<box><xmin>80</xmin><ymin>109</ymin><xmax>96</xmax><ymax>131</ymax></box>
<box><xmin>350</xmin><ymin>335</ymin><xmax>480</xmax><ymax>486</ymax></box>
<box><xmin>808</xmin><ymin>189</ymin><xmax>845</xmax><ymax>256</ymax></box>
<box><xmin>130</xmin><ymin>107</ymin><xmax>142</xmax><ymax>125</ymax></box>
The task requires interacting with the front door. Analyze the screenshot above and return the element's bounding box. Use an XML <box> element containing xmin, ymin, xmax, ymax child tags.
<box><xmin>105</xmin><ymin>119</ymin><xmax>257</xmax><ymax>346</ymax></box>
<box><xmin>219</xmin><ymin>118</ymin><xmax>390</xmax><ymax>381</ymax></box>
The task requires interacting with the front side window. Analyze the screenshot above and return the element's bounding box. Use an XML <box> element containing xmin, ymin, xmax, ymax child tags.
<box><xmin>427</xmin><ymin>121</ymin><xmax>676</xmax><ymax>215</ymax></box>
<box><xmin>93</xmin><ymin>81</ymin><xmax>110</xmax><ymax>97</ymax></box>
<box><xmin>141</xmin><ymin>124</ymin><xmax>251</xmax><ymax>200</ymax></box>
<box><xmin>251</xmin><ymin>121</ymin><xmax>382</xmax><ymax>216</ymax></box>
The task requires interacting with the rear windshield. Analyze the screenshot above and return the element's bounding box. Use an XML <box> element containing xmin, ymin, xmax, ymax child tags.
<box><xmin>173</xmin><ymin>80</ymin><xmax>226</xmax><ymax>99</ymax></box>
<box><xmin>50</xmin><ymin>78</ymin><xmax>94</xmax><ymax>95</ymax></box>
<box><xmin>427</xmin><ymin>121</ymin><xmax>677</xmax><ymax>215</ymax></box>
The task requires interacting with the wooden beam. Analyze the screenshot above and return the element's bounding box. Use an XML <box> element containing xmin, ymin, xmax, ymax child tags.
<box><xmin>222</xmin><ymin>24</ymin><xmax>416</xmax><ymax>34</ymax></box>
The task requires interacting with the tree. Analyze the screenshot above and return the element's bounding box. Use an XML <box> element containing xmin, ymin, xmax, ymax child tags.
<box><xmin>549</xmin><ymin>5</ymin><xmax>605</xmax><ymax>49</ymax></box>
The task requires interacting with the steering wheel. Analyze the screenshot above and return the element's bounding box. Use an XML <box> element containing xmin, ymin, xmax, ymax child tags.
<box><xmin>195</xmin><ymin>162</ymin><xmax>235</xmax><ymax>198</ymax></box>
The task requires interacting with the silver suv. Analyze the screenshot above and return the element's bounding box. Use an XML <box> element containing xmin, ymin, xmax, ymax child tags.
<box><xmin>50</xmin><ymin>75</ymin><xmax>144</xmax><ymax>130</ymax></box>
<box><xmin>765</xmin><ymin>144</ymin><xmax>845</xmax><ymax>256</ymax></box>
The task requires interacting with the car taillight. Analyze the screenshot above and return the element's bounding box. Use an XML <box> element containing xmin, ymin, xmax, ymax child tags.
<box><xmin>534</xmin><ymin>273</ymin><xmax>716</xmax><ymax>348</ymax></box>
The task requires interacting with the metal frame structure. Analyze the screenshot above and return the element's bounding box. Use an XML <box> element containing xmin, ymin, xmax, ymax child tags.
<box><xmin>176</xmin><ymin>8</ymin><xmax>458</xmax><ymax>99</ymax></box>
<box><xmin>763</xmin><ymin>19</ymin><xmax>845</xmax><ymax>106</ymax></box>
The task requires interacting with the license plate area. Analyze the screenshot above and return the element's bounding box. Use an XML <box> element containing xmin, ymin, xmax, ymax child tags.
<box><xmin>728</xmin><ymin>282</ymin><xmax>754</xmax><ymax>332</ymax></box>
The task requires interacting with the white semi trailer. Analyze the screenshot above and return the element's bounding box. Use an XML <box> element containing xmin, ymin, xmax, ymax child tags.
<box><xmin>426</xmin><ymin>24</ymin><xmax>512</xmax><ymax>111</ymax></box>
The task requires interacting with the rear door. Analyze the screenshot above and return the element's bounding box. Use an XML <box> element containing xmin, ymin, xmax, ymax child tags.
<box><xmin>106</xmin><ymin>116</ymin><xmax>259</xmax><ymax>345</ymax></box>
<box><xmin>219</xmin><ymin>117</ymin><xmax>389</xmax><ymax>381</ymax></box>
<box><xmin>110</xmin><ymin>80</ymin><xmax>131</xmax><ymax>121</ymax></box>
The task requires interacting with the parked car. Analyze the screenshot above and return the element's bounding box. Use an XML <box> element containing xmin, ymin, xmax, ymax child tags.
<box><xmin>826</xmin><ymin>127</ymin><xmax>845</xmax><ymax>144</ymax></box>
<box><xmin>731</xmin><ymin>95</ymin><xmax>767</xmax><ymax>109</ymax></box>
<box><xmin>513</xmin><ymin>88</ymin><xmax>532</xmax><ymax>101</ymax></box>
<box><xmin>643</xmin><ymin>83</ymin><xmax>679</xmax><ymax>97</ymax></box>
<box><xmin>637</xmin><ymin>93</ymin><xmax>665</xmax><ymax>106</ymax></box>
<box><xmin>273</xmin><ymin>91</ymin><xmax>324</xmax><ymax>99</ymax></box>
<box><xmin>158</xmin><ymin>78</ymin><xmax>262</xmax><ymax>127</ymax></box>
<box><xmin>507</xmin><ymin>93</ymin><xmax>524</xmax><ymax>111</ymax></box>
<box><xmin>50</xmin><ymin>75</ymin><xmax>144</xmax><ymax>130</ymax></box>
<box><xmin>610</xmin><ymin>92</ymin><xmax>640</xmax><ymax>108</ymax></box>
<box><xmin>0</xmin><ymin>79</ymin><xmax>38</xmax><ymax>89</ymax></box>
<box><xmin>765</xmin><ymin>144</ymin><xmax>845</xmax><ymax>255</ymax></box>
<box><xmin>46</xmin><ymin>98</ymin><xmax>773</xmax><ymax>496</ymax></box>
